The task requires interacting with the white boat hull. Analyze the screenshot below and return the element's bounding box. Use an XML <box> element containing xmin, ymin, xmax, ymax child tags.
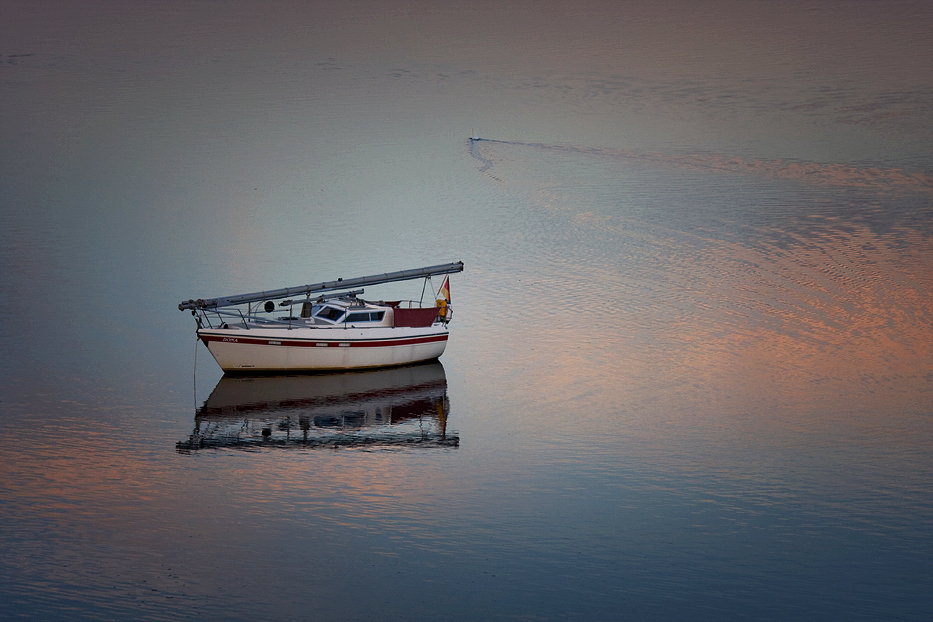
<box><xmin>198</xmin><ymin>324</ymin><xmax>449</xmax><ymax>372</ymax></box>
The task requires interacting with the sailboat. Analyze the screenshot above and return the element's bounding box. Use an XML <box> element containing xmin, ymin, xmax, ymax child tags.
<box><xmin>178</xmin><ymin>262</ymin><xmax>463</xmax><ymax>372</ymax></box>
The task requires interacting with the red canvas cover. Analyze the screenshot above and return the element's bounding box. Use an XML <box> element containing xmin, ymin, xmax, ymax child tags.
<box><xmin>393</xmin><ymin>306</ymin><xmax>439</xmax><ymax>328</ymax></box>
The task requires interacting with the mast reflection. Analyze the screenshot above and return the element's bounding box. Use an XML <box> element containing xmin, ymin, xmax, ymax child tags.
<box><xmin>177</xmin><ymin>362</ymin><xmax>456</xmax><ymax>452</ymax></box>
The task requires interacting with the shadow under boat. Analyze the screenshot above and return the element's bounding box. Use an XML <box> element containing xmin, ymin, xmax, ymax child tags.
<box><xmin>177</xmin><ymin>361</ymin><xmax>456</xmax><ymax>452</ymax></box>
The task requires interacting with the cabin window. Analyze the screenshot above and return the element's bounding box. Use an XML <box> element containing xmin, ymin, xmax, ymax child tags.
<box><xmin>315</xmin><ymin>306</ymin><xmax>345</xmax><ymax>322</ymax></box>
<box><xmin>345</xmin><ymin>311</ymin><xmax>386</xmax><ymax>323</ymax></box>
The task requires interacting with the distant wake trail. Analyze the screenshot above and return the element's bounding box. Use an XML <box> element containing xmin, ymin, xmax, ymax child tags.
<box><xmin>468</xmin><ymin>137</ymin><xmax>503</xmax><ymax>183</ymax></box>
<box><xmin>468</xmin><ymin>137</ymin><xmax>933</xmax><ymax>194</ymax></box>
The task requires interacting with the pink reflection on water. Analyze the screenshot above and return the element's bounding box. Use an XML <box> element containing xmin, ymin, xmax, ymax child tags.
<box><xmin>491</xmin><ymin>221</ymin><xmax>932</xmax><ymax>419</ymax></box>
<box><xmin>474</xmin><ymin>139</ymin><xmax>933</xmax><ymax>194</ymax></box>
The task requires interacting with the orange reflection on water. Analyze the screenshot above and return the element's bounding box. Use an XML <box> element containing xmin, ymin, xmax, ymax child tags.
<box><xmin>477</xmin><ymin>139</ymin><xmax>933</xmax><ymax>195</ymax></box>
<box><xmin>669</xmin><ymin>153</ymin><xmax>933</xmax><ymax>194</ymax></box>
<box><xmin>505</xmin><ymin>222</ymin><xmax>933</xmax><ymax>418</ymax></box>
<box><xmin>719</xmin><ymin>224</ymin><xmax>930</xmax><ymax>405</ymax></box>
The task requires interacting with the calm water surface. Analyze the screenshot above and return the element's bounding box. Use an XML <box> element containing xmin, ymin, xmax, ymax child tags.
<box><xmin>2</xmin><ymin>1</ymin><xmax>932</xmax><ymax>620</ymax></box>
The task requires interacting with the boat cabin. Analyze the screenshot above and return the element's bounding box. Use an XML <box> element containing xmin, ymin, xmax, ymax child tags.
<box><xmin>209</xmin><ymin>295</ymin><xmax>442</xmax><ymax>331</ymax></box>
<box><xmin>306</xmin><ymin>299</ymin><xmax>392</xmax><ymax>327</ymax></box>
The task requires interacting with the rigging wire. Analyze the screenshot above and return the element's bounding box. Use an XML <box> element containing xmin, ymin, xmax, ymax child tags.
<box><xmin>419</xmin><ymin>276</ymin><xmax>429</xmax><ymax>305</ymax></box>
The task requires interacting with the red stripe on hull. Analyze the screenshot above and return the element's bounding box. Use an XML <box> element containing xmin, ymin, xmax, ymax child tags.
<box><xmin>199</xmin><ymin>333</ymin><xmax>448</xmax><ymax>348</ymax></box>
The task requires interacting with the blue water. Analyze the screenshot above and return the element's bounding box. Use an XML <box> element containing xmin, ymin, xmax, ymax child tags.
<box><xmin>2</xmin><ymin>1</ymin><xmax>932</xmax><ymax>620</ymax></box>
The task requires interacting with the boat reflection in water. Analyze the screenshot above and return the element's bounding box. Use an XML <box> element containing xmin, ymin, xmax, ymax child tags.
<box><xmin>177</xmin><ymin>362</ymin><xmax>456</xmax><ymax>452</ymax></box>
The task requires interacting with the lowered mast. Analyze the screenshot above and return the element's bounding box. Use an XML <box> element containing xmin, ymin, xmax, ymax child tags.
<box><xmin>179</xmin><ymin>261</ymin><xmax>464</xmax><ymax>311</ymax></box>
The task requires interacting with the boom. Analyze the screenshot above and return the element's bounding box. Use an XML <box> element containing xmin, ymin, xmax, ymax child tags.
<box><xmin>179</xmin><ymin>261</ymin><xmax>463</xmax><ymax>311</ymax></box>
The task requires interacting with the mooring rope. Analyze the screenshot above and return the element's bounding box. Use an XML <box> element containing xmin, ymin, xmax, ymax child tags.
<box><xmin>193</xmin><ymin>334</ymin><xmax>199</xmax><ymax>411</ymax></box>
